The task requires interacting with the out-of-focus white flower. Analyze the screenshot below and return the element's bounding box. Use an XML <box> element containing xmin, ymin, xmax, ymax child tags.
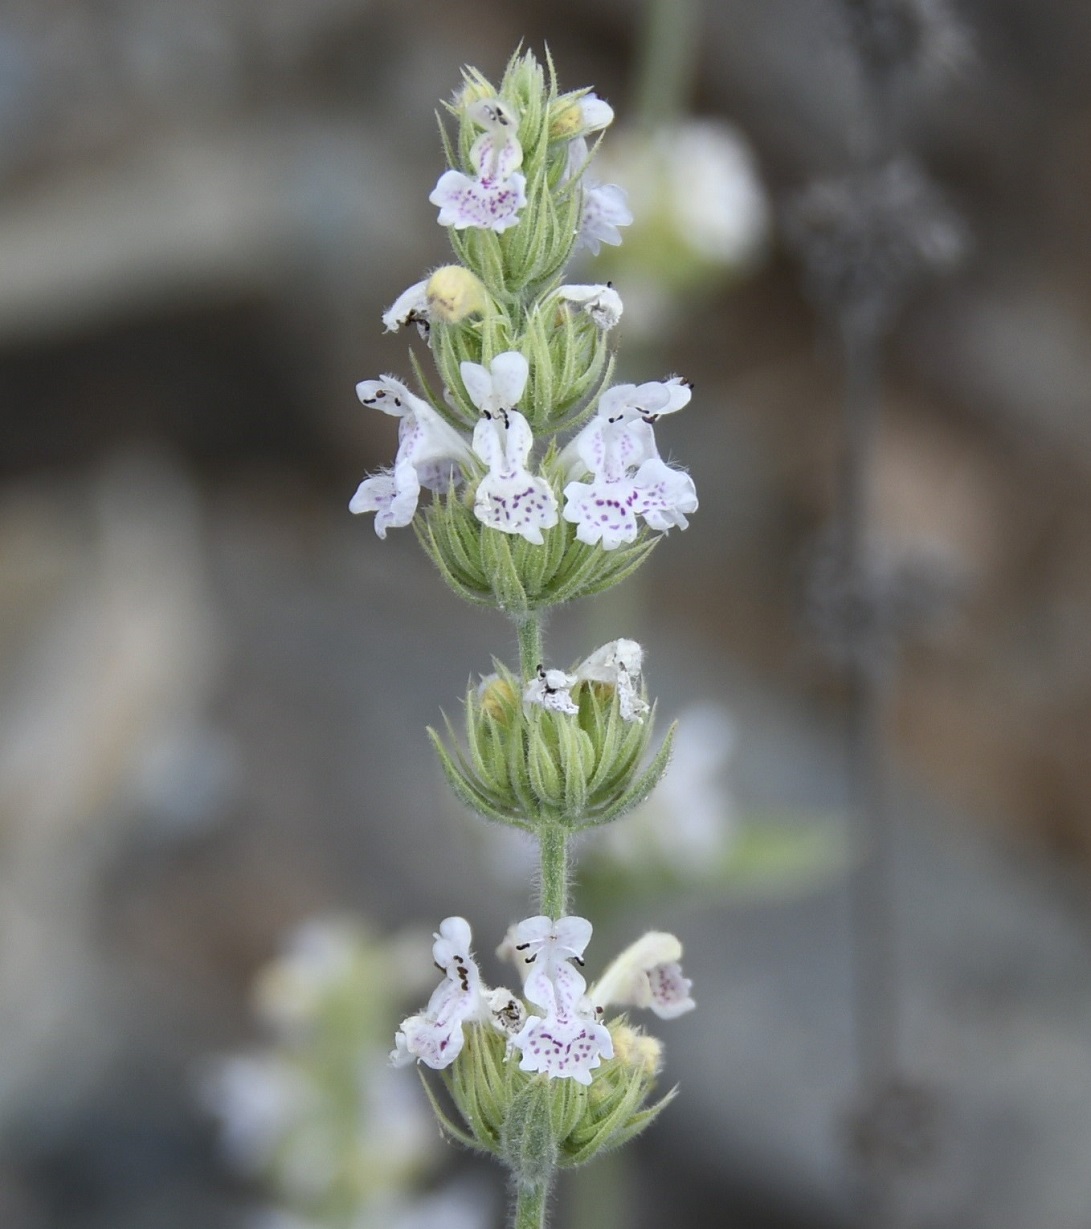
<box><xmin>199</xmin><ymin>1054</ymin><xmax>313</xmax><ymax>1173</ymax></box>
<box><xmin>596</xmin><ymin>702</ymin><xmax>737</xmax><ymax>874</ymax></box>
<box><xmin>254</xmin><ymin>916</ymin><xmax>361</xmax><ymax>1031</ymax></box>
<box><xmin>601</xmin><ymin>120</ymin><xmax>768</xmax><ymax>269</ymax></box>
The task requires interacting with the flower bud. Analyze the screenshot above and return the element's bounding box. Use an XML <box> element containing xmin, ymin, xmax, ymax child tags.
<box><xmin>426</xmin><ymin>265</ymin><xmax>488</xmax><ymax>325</ymax></box>
<box><xmin>548</xmin><ymin>99</ymin><xmax>584</xmax><ymax>141</ymax></box>
<box><xmin>610</xmin><ymin>1023</ymin><xmax>664</xmax><ymax>1077</ymax></box>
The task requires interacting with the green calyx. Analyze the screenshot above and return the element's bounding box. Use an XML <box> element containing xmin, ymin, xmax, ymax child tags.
<box><xmin>420</xmin><ymin>1022</ymin><xmax>676</xmax><ymax>1181</ymax></box>
<box><xmin>417</xmin><ymin>485</ymin><xmax>656</xmax><ymax>617</ymax></box>
<box><xmin>428</xmin><ymin>663</ymin><xmax>675</xmax><ymax>830</ymax></box>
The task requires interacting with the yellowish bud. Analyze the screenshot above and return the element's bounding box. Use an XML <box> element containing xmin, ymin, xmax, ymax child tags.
<box><xmin>549</xmin><ymin>99</ymin><xmax>584</xmax><ymax>140</ymax></box>
<box><xmin>454</xmin><ymin>78</ymin><xmax>496</xmax><ymax>110</ymax></box>
<box><xmin>478</xmin><ymin>674</ymin><xmax>519</xmax><ymax>723</ymax></box>
<box><xmin>426</xmin><ymin>265</ymin><xmax>487</xmax><ymax>325</ymax></box>
<box><xmin>610</xmin><ymin>1023</ymin><xmax>663</xmax><ymax>1077</ymax></box>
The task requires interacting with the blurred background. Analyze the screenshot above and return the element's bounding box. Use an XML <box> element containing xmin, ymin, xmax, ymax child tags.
<box><xmin>2</xmin><ymin>0</ymin><xmax>1091</xmax><ymax>1226</ymax></box>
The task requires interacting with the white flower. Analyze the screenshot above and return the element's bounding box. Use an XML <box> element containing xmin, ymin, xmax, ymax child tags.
<box><xmin>597</xmin><ymin>375</ymin><xmax>692</xmax><ymax>424</ymax></box>
<box><xmin>590</xmin><ymin>931</ymin><xmax>695</xmax><ymax>1020</ymax></box>
<box><xmin>460</xmin><ymin>351</ymin><xmax>529</xmax><ymax>418</ymax></box>
<box><xmin>382</xmin><ymin>279</ymin><xmax>430</xmax><ymax>335</ymax></box>
<box><xmin>556</xmin><ymin>283</ymin><xmax>624</xmax><ymax>330</ymax></box>
<box><xmin>522</xmin><ymin>665</ymin><xmax>578</xmax><ymax>715</ymax></box>
<box><xmin>472</xmin><ymin>411</ymin><xmax>559</xmax><ymax>544</ymax></box>
<box><xmin>575</xmin><ymin>638</ymin><xmax>648</xmax><ymax>722</ymax></box>
<box><xmin>580</xmin><ymin>182</ymin><xmax>634</xmax><ymax>254</ymax></box>
<box><xmin>200</xmin><ymin>1054</ymin><xmax>313</xmax><ymax>1173</ymax></box>
<box><xmin>350</xmin><ymin>377</ymin><xmax>473</xmax><ymax>538</ymax></box>
<box><xmin>561</xmin><ymin>428</ymin><xmax>697</xmax><ymax>550</ymax></box>
<box><xmin>578</xmin><ymin>92</ymin><xmax>615</xmax><ymax>134</ymax></box>
<box><xmin>560</xmin><ymin>377</ymin><xmax>697</xmax><ymax>550</ymax></box>
<box><xmin>463</xmin><ymin>357</ymin><xmax>558</xmax><ymax>545</ymax></box>
<box><xmin>598</xmin><ymin>702</ymin><xmax>737</xmax><ymax>873</ymax></box>
<box><xmin>254</xmin><ymin>916</ymin><xmax>361</xmax><ymax>1031</ymax></box>
<box><xmin>430</xmin><ymin>98</ymin><xmax>527</xmax><ymax>233</ymax></box>
<box><xmin>660</xmin><ymin>121</ymin><xmax>769</xmax><ymax>266</ymax></box>
<box><xmin>391</xmin><ymin>918</ymin><xmax>488</xmax><ymax>1070</ymax></box>
<box><xmin>506</xmin><ymin>916</ymin><xmax>614</xmax><ymax>1085</ymax></box>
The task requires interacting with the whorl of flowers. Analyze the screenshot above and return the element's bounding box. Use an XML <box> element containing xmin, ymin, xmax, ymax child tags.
<box><xmin>348</xmin><ymin>49</ymin><xmax>699</xmax><ymax>1210</ymax></box>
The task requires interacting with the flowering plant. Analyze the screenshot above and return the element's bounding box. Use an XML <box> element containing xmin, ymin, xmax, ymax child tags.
<box><xmin>350</xmin><ymin>51</ymin><xmax>698</xmax><ymax>1229</ymax></box>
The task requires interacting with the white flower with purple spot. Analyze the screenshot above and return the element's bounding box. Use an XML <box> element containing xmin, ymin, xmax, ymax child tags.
<box><xmin>350</xmin><ymin>377</ymin><xmax>473</xmax><ymax>538</ymax></box>
<box><xmin>590</xmin><ymin>931</ymin><xmax>695</xmax><ymax>1020</ymax></box>
<box><xmin>473</xmin><ymin>410</ymin><xmax>559</xmax><ymax>544</ymax></box>
<box><xmin>560</xmin><ymin>376</ymin><xmax>697</xmax><ymax>550</ymax></box>
<box><xmin>575</xmin><ymin>638</ymin><xmax>649</xmax><ymax>723</ymax></box>
<box><xmin>430</xmin><ymin>98</ymin><xmax>527</xmax><ymax>233</ymax></box>
<box><xmin>523</xmin><ymin>665</ymin><xmax>579</xmax><ymax>715</ymax></box>
<box><xmin>462</xmin><ymin>351</ymin><xmax>557</xmax><ymax>544</ymax></box>
<box><xmin>561</xmin><ymin>431</ymin><xmax>697</xmax><ymax>551</ymax></box>
<box><xmin>507</xmin><ymin>916</ymin><xmax>614</xmax><ymax>1086</ymax></box>
<box><xmin>391</xmin><ymin>918</ymin><xmax>488</xmax><ymax>1070</ymax></box>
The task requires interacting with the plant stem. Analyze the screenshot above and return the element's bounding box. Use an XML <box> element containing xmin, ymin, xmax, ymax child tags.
<box><xmin>517</xmin><ymin>614</ymin><xmax>544</xmax><ymax>679</ymax></box>
<box><xmin>538</xmin><ymin>822</ymin><xmax>569</xmax><ymax>918</ymax></box>
<box><xmin>515</xmin><ymin>612</ymin><xmax>571</xmax><ymax>919</ymax></box>
<box><xmin>512</xmin><ymin>1180</ymin><xmax>550</xmax><ymax>1229</ymax></box>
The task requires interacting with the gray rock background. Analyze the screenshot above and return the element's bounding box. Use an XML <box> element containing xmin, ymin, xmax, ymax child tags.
<box><xmin>2</xmin><ymin>1</ymin><xmax>1091</xmax><ymax>1226</ymax></box>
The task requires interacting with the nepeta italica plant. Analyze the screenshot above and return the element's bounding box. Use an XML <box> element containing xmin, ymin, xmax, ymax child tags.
<box><xmin>350</xmin><ymin>51</ymin><xmax>698</xmax><ymax>1229</ymax></box>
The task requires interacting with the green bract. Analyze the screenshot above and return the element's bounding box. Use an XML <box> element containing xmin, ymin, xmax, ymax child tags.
<box><xmin>418</xmin><ymin>485</ymin><xmax>656</xmax><ymax>616</ymax></box>
<box><xmin>422</xmin><ymin>1023</ymin><xmax>675</xmax><ymax>1179</ymax></box>
<box><xmin>429</xmin><ymin>664</ymin><xmax>675</xmax><ymax>830</ymax></box>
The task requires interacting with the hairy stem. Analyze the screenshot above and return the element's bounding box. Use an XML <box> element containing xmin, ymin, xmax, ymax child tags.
<box><xmin>538</xmin><ymin>822</ymin><xmax>569</xmax><ymax>918</ymax></box>
<box><xmin>512</xmin><ymin>1179</ymin><xmax>550</xmax><ymax>1229</ymax></box>
<box><xmin>517</xmin><ymin>614</ymin><xmax>544</xmax><ymax>679</ymax></box>
<box><xmin>516</xmin><ymin>612</ymin><xmax>571</xmax><ymax>919</ymax></box>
